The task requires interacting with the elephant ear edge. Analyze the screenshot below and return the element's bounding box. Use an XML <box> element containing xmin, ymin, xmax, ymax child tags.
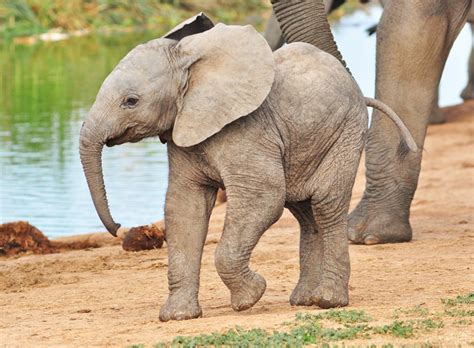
<box><xmin>164</xmin><ymin>12</ymin><xmax>215</xmax><ymax>41</ymax></box>
<box><xmin>172</xmin><ymin>23</ymin><xmax>276</xmax><ymax>148</ymax></box>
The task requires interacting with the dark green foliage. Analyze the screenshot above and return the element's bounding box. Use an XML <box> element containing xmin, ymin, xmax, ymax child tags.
<box><xmin>0</xmin><ymin>0</ymin><xmax>268</xmax><ymax>39</ymax></box>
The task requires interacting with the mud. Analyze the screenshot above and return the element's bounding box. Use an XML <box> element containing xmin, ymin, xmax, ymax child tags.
<box><xmin>122</xmin><ymin>224</ymin><xmax>166</xmax><ymax>251</ymax></box>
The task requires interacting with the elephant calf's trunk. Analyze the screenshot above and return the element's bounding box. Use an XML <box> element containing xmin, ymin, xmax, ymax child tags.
<box><xmin>79</xmin><ymin>126</ymin><xmax>121</xmax><ymax>237</ymax></box>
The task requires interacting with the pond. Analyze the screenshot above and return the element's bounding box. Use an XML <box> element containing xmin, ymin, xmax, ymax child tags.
<box><xmin>0</xmin><ymin>7</ymin><xmax>471</xmax><ymax>238</ymax></box>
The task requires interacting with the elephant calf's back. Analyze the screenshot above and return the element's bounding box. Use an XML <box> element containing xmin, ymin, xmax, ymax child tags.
<box><xmin>271</xmin><ymin>42</ymin><xmax>366</xmax><ymax>135</ymax></box>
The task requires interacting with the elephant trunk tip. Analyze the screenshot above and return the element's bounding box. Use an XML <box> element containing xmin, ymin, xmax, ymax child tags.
<box><xmin>106</xmin><ymin>222</ymin><xmax>121</xmax><ymax>237</ymax></box>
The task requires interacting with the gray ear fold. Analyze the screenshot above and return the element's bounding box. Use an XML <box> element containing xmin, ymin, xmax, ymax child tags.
<box><xmin>172</xmin><ymin>24</ymin><xmax>275</xmax><ymax>147</ymax></box>
<box><xmin>164</xmin><ymin>12</ymin><xmax>214</xmax><ymax>41</ymax></box>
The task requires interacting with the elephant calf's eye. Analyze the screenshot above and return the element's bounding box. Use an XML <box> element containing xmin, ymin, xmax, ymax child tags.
<box><xmin>122</xmin><ymin>97</ymin><xmax>139</xmax><ymax>109</ymax></box>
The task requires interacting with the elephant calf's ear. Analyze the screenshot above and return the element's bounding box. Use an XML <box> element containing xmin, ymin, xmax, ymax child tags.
<box><xmin>172</xmin><ymin>24</ymin><xmax>276</xmax><ymax>148</ymax></box>
<box><xmin>164</xmin><ymin>12</ymin><xmax>214</xmax><ymax>41</ymax></box>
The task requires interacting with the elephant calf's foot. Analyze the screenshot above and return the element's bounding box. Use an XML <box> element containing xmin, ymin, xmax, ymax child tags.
<box><xmin>229</xmin><ymin>272</ymin><xmax>266</xmax><ymax>311</ymax></box>
<box><xmin>290</xmin><ymin>279</ymin><xmax>321</xmax><ymax>306</ymax></box>
<box><xmin>348</xmin><ymin>200</ymin><xmax>412</xmax><ymax>244</ymax></box>
<box><xmin>291</xmin><ymin>277</ymin><xmax>348</xmax><ymax>308</ymax></box>
<box><xmin>311</xmin><ymin>278</ymin><xmax>349</xmax><ymax>309</ymax></box>
<box><xmin>159</xmin><ymin>292</ymin><xmax>202</xmax><ymax>322</ymax></box>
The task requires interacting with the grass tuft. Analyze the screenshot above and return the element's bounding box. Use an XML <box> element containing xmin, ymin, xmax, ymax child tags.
<box><xmin>441</xmin><ymin>293</ymin><xmax>474</xmax><ymax>307</ymax></box>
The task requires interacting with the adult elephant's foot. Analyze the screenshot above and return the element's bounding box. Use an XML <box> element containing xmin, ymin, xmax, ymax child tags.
<box><xmin>348</xmin><ymin>198</ymin><xmax>412</xmax><ymax>244</ymax></box>
<box><xmin>159</xmin><ymin>292</ymin><xmax>202</xmax><ymax>322</ymax></box>
<box><xmin>429</xmin><ymin>106</ymin><xmax>446</xmax><ymax>124</ymax></box>
<box><xmin>461</xmin><ymin>84</ymin><xmax>474</xmax><ymax>100</ymax></box>
<box><xmin>230</xmin><ymin>272</ymin><xmax>266</xmax><ymax>311</ymax></box>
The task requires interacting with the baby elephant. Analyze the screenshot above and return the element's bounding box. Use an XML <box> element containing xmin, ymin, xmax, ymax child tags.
<box><xmin>79</xmin><ymin>14</ymin><xmax>417</xmax><ymax>321</ymax></box>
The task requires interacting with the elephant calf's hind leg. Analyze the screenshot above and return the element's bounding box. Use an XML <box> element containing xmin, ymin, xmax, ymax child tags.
<box><xmin>287</xmin><ymin>201</ymin><xmax>324</xmax><ymax>306</ymax></box>
<box><xmin>215</xmin><ymin>184</ymin><xmax>285</xmax><ymax>311</ymax></box>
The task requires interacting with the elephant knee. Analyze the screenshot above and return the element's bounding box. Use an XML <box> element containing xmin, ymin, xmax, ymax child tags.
<box><xmin>215</xmin><ymin>243</ymin><xmax>245</xmax><ymax>281</ymax></box>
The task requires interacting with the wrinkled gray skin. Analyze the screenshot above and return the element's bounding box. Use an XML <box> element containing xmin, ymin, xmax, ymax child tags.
<box><xmin>270</xmin><ymin>0</ymin><xmax>471</xmax><ymax>245</ymax></box>
<box><xmin>80</xmin><ymin>18</ymin><xmax>416</xmax><ymax>321</ymax></box>
<box><xmin>266</xmin><ymin>0</ymin><xmax>473</xmax><ymax>123</ymax></box>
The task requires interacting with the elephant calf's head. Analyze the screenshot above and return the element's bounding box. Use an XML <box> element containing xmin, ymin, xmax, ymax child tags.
<box><xmin>79</xmin><ymin>14</ymin><xmax>276</xmax><ymax>236</ymax></box>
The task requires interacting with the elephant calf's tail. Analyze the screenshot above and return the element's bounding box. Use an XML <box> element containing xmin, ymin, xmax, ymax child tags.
<box><xmin>365</xmin><ymin>97</ymin><xmax>418</xmax><ymax>153</ymax></box>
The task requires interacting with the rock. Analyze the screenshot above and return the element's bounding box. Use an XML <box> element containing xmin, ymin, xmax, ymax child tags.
<box><xmin>0</xmin><ymin>221</ymin><xmax>54</xmax><ymax>256</ymax></box>
<box><xmin>122</xmin><ymin>224</ymin><xmax>166</xmax><ymax>252</ymax></box>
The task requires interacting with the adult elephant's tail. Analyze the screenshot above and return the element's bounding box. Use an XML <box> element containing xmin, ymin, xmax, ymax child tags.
<box><xmin>365</xmin><ymin>97</ymin><xmax>418</xmax><ymax>153</ymax></box>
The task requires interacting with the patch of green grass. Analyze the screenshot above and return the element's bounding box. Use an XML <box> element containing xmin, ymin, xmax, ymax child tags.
<box><xmin>416</xmin><ymin>318</ymin><xmax>444</xmax><ymax>330</ymax></box>
<box><xmin>150</xmin><ymin>296</ymin><xmax>472</xmax><ymax>347</ymax></box>
<box><xmin>454</xmin><ymin>318</ymin><xmax>473</xmax><ymax>326</ymax></box>
<box><xmin>445</xmin><ymin>308</ymin><xmax>474</xmax><ymax>318</ymax></box>
<box><xmin>294</xmin><ymin>309</ymin><xmax>373</xmax><ymax>325</ymax></box>
<box><xmin>441</xmin><ymin>293</ymin><xmax>474</xmax><ymax>307</ymax></box>
<box><xmin>155</xmin><ymin>310</ymin><xmax>373</xmax><ymax>347</ymax></box>
<box><xmin>393</xmin><ymin>305</ymin><xmax>429</xmax><ymax>319</ymax></box>
<box><xmin>373</xmin><ymin>320</ymin><xmax>415</xmax><ymax>338</ymax></box>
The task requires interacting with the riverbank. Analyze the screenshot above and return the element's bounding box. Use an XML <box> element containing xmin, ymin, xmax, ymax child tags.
<box><xmin>1</xmin><ymin>0</ymin><xmax>268</xmax><ymax>41</ymax></box>
<box><xmin>1</xmin><ymin>0</ymin><xmax>369</xmax><ymax>45</ymax></box>
<box><xmin>0</xmin><ymin>101</ymin><xmax>473</xmax><ymax>345</ymax></box>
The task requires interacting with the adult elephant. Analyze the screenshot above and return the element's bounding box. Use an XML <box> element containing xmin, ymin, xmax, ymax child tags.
<box><xmin>270</xmin><ymin>0</ymin><xmax>472</xmax><ymax>244</ymax></box>
<box><xmin>266</xmin><ymin>0</ymin><xmax>473</xmax><ymax>123</ymax></box>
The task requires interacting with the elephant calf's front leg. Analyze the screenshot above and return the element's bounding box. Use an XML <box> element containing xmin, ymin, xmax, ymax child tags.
<box><xmin>159</xmin><ymin>179</ymin><xmax>217</xmax><ymax>322</ymax></box>
<box><xmin>215</xmin><ymin>181</ymin><xmax>285</xmax><ymax>311</ymax></box>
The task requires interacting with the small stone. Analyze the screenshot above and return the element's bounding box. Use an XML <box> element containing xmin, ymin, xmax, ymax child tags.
<box><xmin>77</xmin><ymin>309</ymin><xmax>92</xmax><ymax>314</ymax></box>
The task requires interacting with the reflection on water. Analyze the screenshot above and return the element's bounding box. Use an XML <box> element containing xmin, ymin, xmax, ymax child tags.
<box><xmin>0</xmin><ymin>7</ymin><xmax>471</xmax><ymax>237</ymax></box>
<box><xmin>0</xmin><ymin>32</ymin><xmax>169</xmax><ymax>237</ymax></box>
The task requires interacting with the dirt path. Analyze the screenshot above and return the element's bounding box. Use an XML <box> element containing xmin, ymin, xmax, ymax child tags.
<box><xmin>1</xmin><ymin>103</ymin><xmax>473</xmax><ymax>346</ymax></box>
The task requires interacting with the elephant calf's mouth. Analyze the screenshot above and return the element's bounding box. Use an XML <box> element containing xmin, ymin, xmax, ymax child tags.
<box><xmin>106</xmin><ymin>127</ymin><xmax>136</xmax><ymax>147</ymax></box>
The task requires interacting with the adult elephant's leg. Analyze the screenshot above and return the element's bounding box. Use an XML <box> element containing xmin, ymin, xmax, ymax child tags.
<box><xmin>287</xmin><ymin>200</ymin><xmax>324</xmax><ymax>306</ymax></box>
<box><xmin>461</xmin><ymin>23</ymin><xmax>474</xmax><ymax>100</ymax></box>
<box><xmin>215</xmin><ymin>168</ymin><xmax>285</xmax><ymax>311</ymax></box>
<box><xmin>348</xmin><ymin>0</ymin><xmax>471</xmax><ymax>244</ymax></box>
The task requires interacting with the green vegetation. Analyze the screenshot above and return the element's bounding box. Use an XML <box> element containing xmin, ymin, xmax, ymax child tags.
<box><xmin>1</xmin><ymin>0</ymin><xmax>370</xmax><ymax>40</ymax></box>
<box><xmin>148</xmin><ymin>308</ymin><xmax>448</xmax><ymax>347</ymax></box>
<box><xmin>441</xmin><ymin>293</ymin><xmax>474</xmax><ymax>319</ymax></box>
<box><xmin>164</xmin><ymin>311</ymin><xmax>372</xmax><ymax>347</ymax></box>
<box><xmin>392</xmin><ymin>305</ymin><xmax>430</xmax><ymax>319</ymax></box>
<box><xmin>144</xmin><ymin>293</ymin><xmax>473</xmax><ymax>347</ymax></box>
<box><xmin>0</xmin><ymin>0</ymin><xmax>268</xmax><ymax>39</ymax></box>
<box><xmin>292</xmin><ymin>309</ymin><xmax>373</xmax><ymax>324</ymax></box>
<box><xmin>441</xmin><ymin>293</ymin><xmax>474</xmax><ymax>307</ymax></box>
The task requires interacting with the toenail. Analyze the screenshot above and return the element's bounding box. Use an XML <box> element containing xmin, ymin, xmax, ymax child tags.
<box><xmin>364</xmin><ymin>235</ymin><xmax>379</xmax><ymax>245</ymax></box>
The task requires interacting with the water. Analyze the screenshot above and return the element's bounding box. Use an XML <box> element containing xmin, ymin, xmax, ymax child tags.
<box><xmin>0</xmin><ymin>8</ymin><xmax>471</xmax><ymax>238</ymax></box>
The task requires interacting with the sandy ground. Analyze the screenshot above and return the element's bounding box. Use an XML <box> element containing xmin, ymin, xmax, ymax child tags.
<box><xmin>0</xmin><ymin>102</ymin><xmax>473</xmax><ymax>347</ymax></box>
